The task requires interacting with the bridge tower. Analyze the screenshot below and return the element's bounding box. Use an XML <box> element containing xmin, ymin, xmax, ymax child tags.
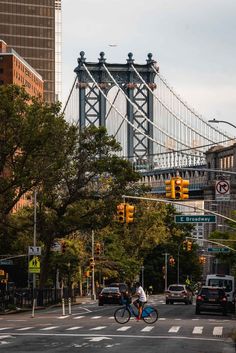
<box><xmin>74</xmin><ymin>51</ymin><xmax>157</xmax><ymax>160</ymax></box>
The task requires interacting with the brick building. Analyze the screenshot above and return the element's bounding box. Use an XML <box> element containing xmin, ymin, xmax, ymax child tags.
<box><xmin>0</xmin><ymin>40</ymin><xmax>43</xmax><ymax>97</ymax></box>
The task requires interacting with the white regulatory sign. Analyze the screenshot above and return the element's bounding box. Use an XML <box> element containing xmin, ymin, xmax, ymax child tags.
<box><xmin>28</xmin><ymin>246</ymin><xmax>41</xmax><ymax>256</ymax></box>
<box><xmin>215</xmin><ymin>180</ymin><xmax>230</xmax><ymax>200</ymax></box>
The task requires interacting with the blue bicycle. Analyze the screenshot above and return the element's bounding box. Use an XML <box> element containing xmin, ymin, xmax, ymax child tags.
<box><xmin>114</xmin><ymin>300</ymin><xmax>158</xmax><ymax>324</ymax></box>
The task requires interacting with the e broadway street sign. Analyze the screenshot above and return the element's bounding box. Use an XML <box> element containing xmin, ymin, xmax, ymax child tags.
<box><xmin>175</xmin><ymin>215</ymin><xmax>216</xmax><ymax>223</ymax></box>
<box><xmin>207</xmin><ymin>247</ymin><xmax>230</xmax><ymax>253</ymax></box>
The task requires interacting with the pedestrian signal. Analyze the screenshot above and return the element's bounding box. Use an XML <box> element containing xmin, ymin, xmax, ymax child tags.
<box><xmin>169</xmin><ymin>256</ymin><xmax>175</xmax><ymax>266</ymax></box>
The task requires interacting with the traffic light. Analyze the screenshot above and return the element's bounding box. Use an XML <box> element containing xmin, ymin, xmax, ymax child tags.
<box><xmin>187</xmin><ymin>240</ymin><xmax>192</xmax><ymax>251</ymax></box>
<box><xmin>173</xmin><ymin>177</ymin><xmax>182</xmax><ymax>199</ymax></box>
<box><xmin>165</xmin><ymin>179</ymin><xmax>175</xmax><ymax>199</ymax></box>
<box><xmin>183</xmin><ymin>240</ymin><xmax>187</xmax><ymax>251</ymax></box>
<box><xmin>89</xmin><ymin>257</ymin><xmax>95</xmax><ymax>270</ymax></box>
<box><xmin>125</xmin><ymin>203</ymin><xmax>135</xmax><ymax>223</ymax></box>
<box><xmin>61</xmin><ymin>241</ymin><xmax>66</xmax><ymax>254</ymax></box>
<box><xmin>95</xmin><ymin>242</ymin><xmax>101</xmax><ymax>256</ymax></box>
<box><xmin>169</xmin><ymin>256</ymin><xmax>175</xmax><ymax>266</ymax></box>
<box><xmin>199</xmin><ymin>256</ymin><xmax>206</xmax><ymax>264</ymax></box>
<box><xmin>180</xmin><ymin>179</ymin><xmax>189</xmax><ymax>199</ymax></box>
<box><xmin>117</xmin><ymin>203</ymin><xmax>126</xmax><ymax>223</ymax></box>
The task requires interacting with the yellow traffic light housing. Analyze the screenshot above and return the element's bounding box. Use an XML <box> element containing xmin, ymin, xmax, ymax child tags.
<box><xmin>126</xmin><ymin>203</ymin><xmax>135</xmax><ymax>223</ymax></box>
<box><xmin>169</xmin><ymin>256</ymin><xmax>175</xmax><ymax>266</ymax></box>
<box><xmin>174</xmin><ymin>177</ymin><xmax>182</xmax><ymax>199</ymax></box>
<box><xmin>180</xmin><ymin>179</ymin><xmax>189</xmax><ymax>199</ymax></box>
<box><xmin>183</xmin><ymin>240</ymin><xmax>187</xmax><ymax>251</ymax></box>
<box><xmin>117</xmin><ymin>203</ymin><xmax>126</xmax><ymax>223</ymax></box>
<box><xmin>165</xmin><ymin>178</ymin><xmax>175</xmax><ymax>199</ymax></box>
<box><xmin>187</xmin><ymin>240</ymin><xmax>192</xmax><ymax>251</ymax></box>
<box><xmin>95</xmin><ymin>242</ymin><xmax>101</xmax><ymax>256</ymax></box>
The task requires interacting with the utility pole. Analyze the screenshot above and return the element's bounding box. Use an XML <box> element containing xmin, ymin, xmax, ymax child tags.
<box><xmin>163</xmin><ymin>252</ymin><xmax>169</xmax><ymax>291</ymax></box>
<box><xmin>91</xmin><ymin>230</ymin><xmax>96</xmax><ymax>300</ymax></box>
<box><xmin>33</xmin><ymin>190</ymin><xmax>37</xmax><ymax>291</ymax></box>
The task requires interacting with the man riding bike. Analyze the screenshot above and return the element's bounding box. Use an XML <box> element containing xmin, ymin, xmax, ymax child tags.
<box><xmin>133</xmin><ymin>281</ymin><xmax>147</xmax><ymax>321</ymax></box>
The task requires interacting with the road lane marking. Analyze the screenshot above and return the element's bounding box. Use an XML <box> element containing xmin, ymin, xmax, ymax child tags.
<box><xmin>40</xmin><ymin>326</ymin><xmax>59</xmax><ymax>331</ymax></box>
<box><xmin>192</xmin><ymin>326</ymin><xmax>203</xmax><ymax>334</ymax></box>
<box><xmin>117</xmin><ymin>326</ymin><xmax>131</xmax><ymax>331</ymax></box>
<box><xmin>108</xmin><ymin>317</ymin><xmax>114</xmax><ymax>319</ymax></box>
<box><xmin>17</xmin><ymin>327</ymin><xmax>33</xmax><ymax>331</ymax></box>
<box><xmin>91</xmin><ymin>316</ymin><xmax>102</xmax><ymax>319</ymax></box>
<box><xmin>58</xmin><ymin>316</ymin><xmax>70</xmax><ymax>319</ymax></box>
<box><xmin>73</xmin><ymin>316</ymin><xmax>85</xmax><ymax>319</ymax></box>
<box><xmin>168</xmin><ymin>326</ymin><xmax>180</xmax><ymax>333</ymax></box>
<box><xmin>89</xmin><ymin>326</ymin><xmax>107</xmax><ymax>331</ymax></box>
<box><xmin>158</xmin><ymin>318</ymin><xmax>166</xmax><ymax>320</ymax></box>
<box><xmin>213</xmin><ymin>327</ymin><xmax>223</xmax><ymax>336</ymax></box>
<box><xmin>141</xmin><ymin>326</ymin><xmax>154</xmax><ymax>332</ymax></box>
<box><xmin>0</xmin><ymin>328</ymin><xmax>13</xmax><ymax>331</ymax></box>
<box><xmin>66</xmin><ymin>327</ymin><xmax>82</xmax><ymax>330</ymax></box>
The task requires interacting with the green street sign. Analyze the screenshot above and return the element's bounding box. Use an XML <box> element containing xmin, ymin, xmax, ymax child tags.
<box><xmin>175</xmin><ymin>215</ymin><xmax>216</xmax><ymax>223</ymax></box>
<box><xmin>207</xmin><ymin>247</ymin><xmax>230</xmax><ymax>253</ymax></box>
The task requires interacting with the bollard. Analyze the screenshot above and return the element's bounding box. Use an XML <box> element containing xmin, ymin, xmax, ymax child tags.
<box><xmin>31</xmin><ymin>298</ymin><xmax>36</xmax><ymax>318</ymax></box>
<box><xmin>68</xmin><ymin>297</ymin><xmax>72</xmax><ymax>315</ymax></box>
<box><xmin>62</xmin><ymin>297</ymin><xmax>65</xmax><ymax>316</ymax></box>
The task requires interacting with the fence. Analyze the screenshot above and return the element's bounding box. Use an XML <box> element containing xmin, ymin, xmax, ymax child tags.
<box><xmin>0</xmin><ymin>287</ymin><xmax>79</xmax><ymax>311</ymax></box>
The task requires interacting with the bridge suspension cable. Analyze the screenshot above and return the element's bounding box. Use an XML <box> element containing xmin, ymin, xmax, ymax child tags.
<box><xmin>103</xmin><ymin>63</ymin><xmax>196</xmax><ymax>152</ymax></box>
<box><xmin>152</xmin><ymin>65</ymin><xmax>231</xmax><ymax>141</ymax></box>
<box><xmin>131</xmin><ymin>64</ymin><xmax>218</xmax><ymax>145</ymax></box>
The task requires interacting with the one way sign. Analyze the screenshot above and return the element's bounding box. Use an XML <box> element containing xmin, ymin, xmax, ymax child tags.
<box><xmin>215</xmin><ymin>180</ymin><xmax>230</xmax><ymax>201</ymax></box>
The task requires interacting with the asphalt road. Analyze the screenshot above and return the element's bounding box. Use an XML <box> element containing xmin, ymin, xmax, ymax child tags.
<box><xmin>0</xmin><ymin>295</ymin><xmax>235</xmax><ymax>353</ymax></box>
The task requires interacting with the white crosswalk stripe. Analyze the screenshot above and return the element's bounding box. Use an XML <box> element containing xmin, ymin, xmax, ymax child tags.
<box><xmin>91</xmin><ymin>316</ymin><xmax>102</xmax><ymax>319</ymax></box>
<box><xmin>73</xmin><ymin>316</ymin><xmax>85</xmax><ymax>319</ymax></box>
<box><xmin>40</xmin><ymin>326</ymin><xmax>59</xmax><ymax>331</ymax></box>
<box><xmin>192</xmin><ymin>326</ymin><xmax>203</xmax><ymax>334</ymax></box>
<box><xmin>213</xmin><ymin>326</ymin><xmax>223</xmax><ymax>336</ymax></box>
<box><xmin>90</xmin><ymin>326</ymin><xmax>107</xmax><ymax>330</ymax></box>
<box><xmin>141</xmin><ymin>326</ymin><xmax>154</xmax><ymax>332</ymax></box>
<box><xmin>16</xmin><ymin>327</ymin><xmax>33</xmax><ymax>331</ymax></box>
<box><xmin>168</xmin><ymin>326</ymin><xmax>180</xmax><ymax>333</ymax></box>
<box><xmin>57</xmin><ymin>316</ymin><xmax>70</xmax><ymax>319</ymax></box>
<box><xmin>117</xmin><ymin>326</ymin><xmax>131</xmax><ymax>331</ymax></box>
<box><xmin>66</xmin><ymin>327</ymin><xmax>82</xmax><ymax>330</ymax></box>
<box><xmin>0</xmin><ymin>328</ymin><xmax>13</xmax><ymax>331</ymax></box>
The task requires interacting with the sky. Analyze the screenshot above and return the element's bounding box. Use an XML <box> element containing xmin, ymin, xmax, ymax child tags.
<box><xmin>62</xmin><ymin>0</ymin><xmax>236</xmax><ymax>135</ymax></box>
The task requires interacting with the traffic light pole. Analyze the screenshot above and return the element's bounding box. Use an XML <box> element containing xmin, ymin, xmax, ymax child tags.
<box><xmin>91</xmin><ymin>230</ymin><xmax>96</xmax><ymax>300</ymax></box>
<box><xmin>122</xmin><ymin>195</ymin><xmax>236</xmax><ymax>225</ymax></box>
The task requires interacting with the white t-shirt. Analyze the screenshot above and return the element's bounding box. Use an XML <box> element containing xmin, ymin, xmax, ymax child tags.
<box><xmin>136</xmin><ymin>286</ymin><xmax>147</xmax><ymax>302</ymax></box>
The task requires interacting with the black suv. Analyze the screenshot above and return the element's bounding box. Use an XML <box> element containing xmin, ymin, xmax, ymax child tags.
<box><xmin>196</xmin><ymin>286</ymin><xmax>228</xmax><ymax>315</ymax></box>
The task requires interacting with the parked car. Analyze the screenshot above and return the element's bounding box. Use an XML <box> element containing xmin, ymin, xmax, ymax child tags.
<box><xmin>195</xmin><ymin>286</ymin><xmax>228</xmax><ymax>315</ymax></box>
<box><xmin>98</xmin><ymin>287</ymin><xmax>122</xmax><ymax>306</ymax></box>
<box><xmin>165</xmin><ymin>284</ymin><xmax>193</xmax><ymax>304</ymax></box>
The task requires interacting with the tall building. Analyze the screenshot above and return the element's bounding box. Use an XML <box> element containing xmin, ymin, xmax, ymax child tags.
<box><xmin>0</xmin><ymin>40</ymin><xmax>44</xmax><ymax>97</ymax></box>
<box><xmin>0</xmin><ymin>0</ymin><xmax>62</xmax><ymax>103</ymax></box>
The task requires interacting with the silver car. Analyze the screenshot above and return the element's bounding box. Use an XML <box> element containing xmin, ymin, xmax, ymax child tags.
<box><xmin>165</xmin><ymin>284</ymin><xmax>193</xmax><ymax>304</ymax></box>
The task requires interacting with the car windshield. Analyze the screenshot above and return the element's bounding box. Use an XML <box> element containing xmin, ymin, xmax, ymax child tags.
<box><xmin>169</xmin><ymin>285</ymin><xmax>185</xmax><ymax>291</ymax></box>
<box><xmin>201</xmin><ymin>288</ymin><xmax>225</xmax><ymax>298</ymax></box>
<box><xmin>208</xmin><ymin>279</ymin><xmax>232</xmax><ymax>292</ymax></box>
<box><xmin>101</xmin><ymin>287</ymin><xmax>119</xmax><ymax>293</ymax></box>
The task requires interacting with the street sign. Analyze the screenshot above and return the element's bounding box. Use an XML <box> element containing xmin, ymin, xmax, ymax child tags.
<box><xmin>28</xmin><ymin>246</ymin><xmax>41</xmax><ymax>256</ymax></box>
<box><xmin>207</xmin><ymin>247</ymin><xmax>230</xmax><ymax>253</ymax></box>
<box><xmin>215</xmin><ymin>180</ymin><xmax>230</xmax><ymax>201</ymax></box>
<box><xmin>175</xmin><ymin>215</ymin><xmax>216</xmax><ymax>223</ymax></box>
<box><xmin>0</xmin><ymin>260</ymin><xmax>13</xmax><ymax>265</ymax></box>
<box><xmin>28</xmin><ymin>256</ymin><xmax>40</xmax><ymax>273</ymax></box>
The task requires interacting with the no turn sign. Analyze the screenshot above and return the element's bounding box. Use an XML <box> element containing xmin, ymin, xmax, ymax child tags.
<box><xmin>215</xmin><ymin>180</ymin><xmax>230</xmax><ymax>200</ymax></box>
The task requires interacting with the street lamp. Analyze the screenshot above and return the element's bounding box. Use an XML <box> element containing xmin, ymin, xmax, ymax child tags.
<box><xmin>208</xmin><ymin>118</ymin><xmax>236</xmax><ymax>130</ymax></box>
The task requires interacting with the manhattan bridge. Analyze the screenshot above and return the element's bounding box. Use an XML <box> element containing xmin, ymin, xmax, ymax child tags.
<box><xmin>63</xmin><ymin>52</ymin><xmax>235</xmax><ymax>196</ymax></box>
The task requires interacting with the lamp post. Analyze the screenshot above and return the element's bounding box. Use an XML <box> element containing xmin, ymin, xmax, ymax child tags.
<box><xmin>208</xmin><ymin>119</ymin><xmax>236</xmax><ymax>130</ymax></box>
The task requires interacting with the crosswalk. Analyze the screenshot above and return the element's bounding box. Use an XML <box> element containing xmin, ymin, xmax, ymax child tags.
<box><xmin>0</xmin><ymin>324</ymin><xmax>225</xmax><ymax>337</ymax></box>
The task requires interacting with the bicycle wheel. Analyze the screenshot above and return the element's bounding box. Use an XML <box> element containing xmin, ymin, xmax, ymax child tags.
<box><xmin>114</xmin><ymin>307</ymin><xmax>131</xmax><ymax>324</ymax></box>
<box><xmin>142</xmin><ymin>306</ymin><xmax>158</xmax><ymax>324</ymax></box>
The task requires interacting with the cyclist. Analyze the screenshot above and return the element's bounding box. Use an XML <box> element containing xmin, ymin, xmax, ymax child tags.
<box><xmin>133</xmin><ymin>281</ymin><xmax>147</xmax><ymax>321</ymax></box>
